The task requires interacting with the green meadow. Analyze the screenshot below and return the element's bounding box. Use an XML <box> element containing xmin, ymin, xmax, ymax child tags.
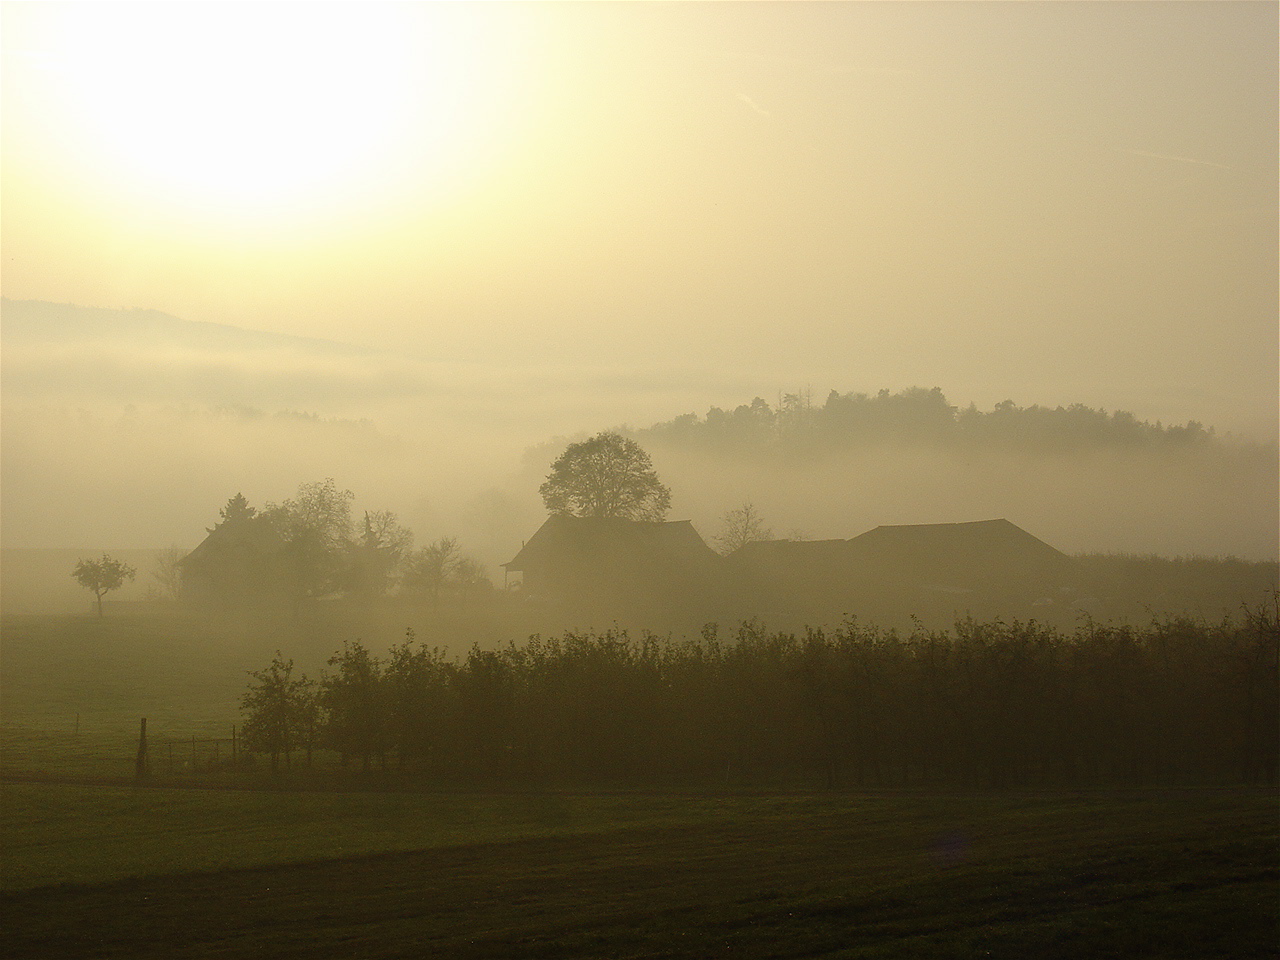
<box><xmin>3</xmin><ymin>613</ymin><xmax>1277</xmax><ymax>958</ymax></box>
<box><xmin>2</xmin><ymin>784</ymin><xmax>1275</xmax><ymax>959</ymax></box>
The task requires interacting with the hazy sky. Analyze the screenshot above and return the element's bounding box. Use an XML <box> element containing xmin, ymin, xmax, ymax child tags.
<box><xmin>3</xmin><ymin>1</ymin><xmax>1277</xmax><ymax>438</ymax></box>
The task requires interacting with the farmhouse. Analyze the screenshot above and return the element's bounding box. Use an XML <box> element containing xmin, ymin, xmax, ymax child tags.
<box><xmin>179</xmin><ymin>511</ymin><xmax>291</xmax><ymax>604</ymax></box>
<box><xmin>724</xmin><ymin>519</ymin><xmax>1076</xmax><ymax>623</ymax></box>
<box><xmin>501</xmin><ymin>515</ymin><xmax>1076</xmax><ymax>625</ymax></box>
<box><xmin>502</xmin><ymin>514</ymin><xmax>722</xmax><ymax>604</ymax></box>
<box><xmin>842</xmin><ymin>519</ymin><xmax>1074</xmax><ymax>594</ymax></box>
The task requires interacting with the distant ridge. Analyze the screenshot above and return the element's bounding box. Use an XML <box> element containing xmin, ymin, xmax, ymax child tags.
<box><xmin>0</xmin><ymin>298</ymin><xmax>370</xmax><ymax>357</ymax></box>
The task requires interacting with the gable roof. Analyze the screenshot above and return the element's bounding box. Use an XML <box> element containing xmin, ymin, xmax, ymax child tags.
<box><xmin>180</xmin><ymin>515</ymin><xmax>286</xmax><ymax>569</ymax></box>
<box><xmin>847</xmin><ymin>519</ymin><xmax>1073</xmax><ymax>591</ymax></box>
<box><xmin>845</xmin><ymin>519</ymin><xmax>1068</xmax><ymax>567</ymax></box>
<box><xmin>726</xmin><ymin>519</ymin><xmax>1072</xmax><ymax>591</ymax></box>
<box><xmin>726</xmin><ymin>538</ymin><xmax>850</xmax><ymax>566</ymax></box>
<box><xmin>503</xmin><ymin>514</ymin><xmax>719</xmax><ymax>572</ymax></box>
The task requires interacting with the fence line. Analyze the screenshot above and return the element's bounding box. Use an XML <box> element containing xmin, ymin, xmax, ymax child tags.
<box><xmin>136</xmin><ymin>720</ymin><xmax>241</xmax><ymax>778</ymax></box>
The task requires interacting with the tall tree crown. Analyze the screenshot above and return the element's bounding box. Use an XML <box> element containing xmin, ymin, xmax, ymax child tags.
<box><xmin>539</xmin><ymin>432</ymin><xmax>672</xmax><ymax>521</ymax></box>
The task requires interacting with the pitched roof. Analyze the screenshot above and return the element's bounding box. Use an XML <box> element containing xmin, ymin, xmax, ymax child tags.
<box><xmin>843</xmin><ymin>519</ymin><xmax>1072</xmax><ymax>591</ymax></box>
<box><xmin>503</xmin><ymin>514</ymin><xmax>719</xmax><ymax>571</ymax></box>
<box><xmin>726</xmin><ymin>519</ymin><xmax>1071</xmax><ymax>590</ymax></box>
<box><xmin>726</xmin><ymin>538</ymin><xmax>850</xmax><ymax>565</ymax></box>
<box><xmin>179</xmin><ymin>515</ymin><xmax>287</xmax><ymax>570</ymax></box>
<box><xmin>845</xmin><ymin>519</ymin><xmax>1068</xmax><ymax>566</ymax></box>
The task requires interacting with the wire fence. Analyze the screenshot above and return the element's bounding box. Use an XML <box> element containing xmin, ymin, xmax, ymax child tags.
<box><xmin>147</xmin><ymin>729</ymin><xmax>241</xmax><ymax>775</ymax></box>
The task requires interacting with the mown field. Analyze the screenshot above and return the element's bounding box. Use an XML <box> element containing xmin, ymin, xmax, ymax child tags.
<box><xmin>2</xmin><ymin>784</ymin><xmax>1276</xmax><ymax>959</ymax></box>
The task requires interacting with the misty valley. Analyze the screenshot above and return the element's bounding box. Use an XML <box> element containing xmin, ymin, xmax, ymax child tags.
<box><xmin>3</xmin><ymin>304</ymin><xmax>1279</xmax><ymax>959</ymax></box>
<box><xmin>2</xmin><ymin>413</ymin><xmax>1277</xmax><ymax>958</ymax></box>
<box><xmin>5</xmin><ymin>0</ymin><xmax>1277</xmax><ymax>953</ymax></box>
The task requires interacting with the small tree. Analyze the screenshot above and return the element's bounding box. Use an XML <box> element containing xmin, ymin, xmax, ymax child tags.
<box><xmin>454</xmin><ymin>556</ymin><xmax>491</xmax><ymax>605</ymax></box>
<box><xmin>405</xmin><ymin>537</ymin><xmax>461</xmax><ymax>606</ymax></box>
<box><xmin>539</xmin><ymin>432</ymin><xmax>671</xmax><ymax>521</ymax></box>
<box><xmin>322</xmin><ymin>640</ymin><xmax>387</xmax><ymax>771</ymax></box>
<box><xmin>347</xmin><ymin>510</ymin><xmax>414</xmax><ymax>599</ymax></box>
<box><xmin>72</xmin><ymin>554</ymin><xmax>136</xmax><ymax>616</ymax></box>
<box><xmin>148</xmin><ymin>545</ymin><xmax>187</xmax><ymax>601</ymax></box>
<box><xmin>241</xmin><ymin>652</ymin><xmax>315</xmax><ymax>772</ymax></box>
<box><xmin>713</xmin><ymin>503</ymin><xmax>772</xmax><ymax>555</ymax></box>
<box><xmin>212</xmin><ymin>492</ymin><xmax>257</xmax><ymax>532</ymax></box>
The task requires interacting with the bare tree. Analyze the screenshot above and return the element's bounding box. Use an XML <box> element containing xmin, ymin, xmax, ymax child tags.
<box><xmin>454</xmin><ymin>556</ymin><xmax>491</xmax><ymax>605</ymax></box>
<box><xmin>406</xmin><ymin>537</ymin><xmax>461</xmax><ymax>605</ymax></box>
<box><xmin>713</xmin><ymin>502</ymin><xmax>772</xmax><ymax>555</ymax></box>
<box><xmin>148</xmin><ymin>545</ymin><xmax>187</xmax><ymax>601</ymax></box>
<box><xmin>348</xmin><ymin>510</ymin><xmax>414</xmax><ymax>599</ymax></box>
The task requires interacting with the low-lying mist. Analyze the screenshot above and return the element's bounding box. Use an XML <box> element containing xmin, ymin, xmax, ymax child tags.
<box><xmin>3</xmin><ymin>300</ymin><xmax>1276</xmax><ymax>619</ymax></box>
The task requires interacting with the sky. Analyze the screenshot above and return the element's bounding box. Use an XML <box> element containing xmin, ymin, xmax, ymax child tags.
<box><xmin>3</xmin><ymin>1</ymin><xmax>1276</xmax><ymax>440</ymax></box>
<box><xmin>1</xmin><ymin>2</ymin><xmax>1278</xmax><ymax>567</ymax></box>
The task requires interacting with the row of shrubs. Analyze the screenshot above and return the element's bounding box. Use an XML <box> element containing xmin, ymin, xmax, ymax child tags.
<box><xmin>240</xmin><ymin>604</ymin><xmax>1279</xmax><ymax>788</ymax></box>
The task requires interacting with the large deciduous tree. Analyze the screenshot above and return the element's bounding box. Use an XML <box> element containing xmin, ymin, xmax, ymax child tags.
<box><xmin>268</xmin><ymin>478</ymin><xmax>355</xmax><ymax>601</ymax></box>
<box><xmin>72</xmin><ymin>554</ymin><xmax>136</xmax><ymax>616</ymax></box>
<box><xmin>539</xmin><ymin>432</ymin><xmax>672</xmax><ymax>521</ymax></box>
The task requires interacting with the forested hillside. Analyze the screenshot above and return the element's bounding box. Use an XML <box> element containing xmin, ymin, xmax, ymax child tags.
<box><xmin>564</xmin><ymin>387</ymin><xmax>1280</xmax><ymax>562</ymax></box>
<box><xmin>637</xmin><ymin>386</ymin><xmax>1247</xmax><ymax>456</ymax></box>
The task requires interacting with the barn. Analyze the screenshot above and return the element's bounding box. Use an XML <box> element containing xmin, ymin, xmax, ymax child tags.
<box><xmin>502</xmin><ymin>514</ymin><xmax>722</xmax><ymax>605</ymax></box>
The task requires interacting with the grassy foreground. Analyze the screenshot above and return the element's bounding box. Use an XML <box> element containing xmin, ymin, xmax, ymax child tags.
<box><xmin>2</xmin><ymin>784</ymin><xmax>1275</xmax><ymax>959</ymax></box>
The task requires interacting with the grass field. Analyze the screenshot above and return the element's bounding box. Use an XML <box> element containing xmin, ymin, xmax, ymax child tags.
<box><xmin>3</xmin><ymin>614</ymin><xmax>1277</xmax><ymax>958</ymax></box>
<box><xmin>2</xmin><ymin>784</ymin><xmax>1276</xmax><ymax>959</ymax></box>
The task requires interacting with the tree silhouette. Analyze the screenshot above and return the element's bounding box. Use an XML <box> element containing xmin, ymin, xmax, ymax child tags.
<box><xmin>540</xmin><ymin>432</ymin><xmax>671</xmax><ymax>521</ymax></box>
<box><xmin>210</xmin><ymin>492</ymin><xmax>256</xmax><ymax>532</ymax></box>
<box><xmin>268</xmin><ymin>478</ymin><xmax>354</xmax><ymax>600</ymax></box>
<box><xmin>240</xmin><ymin>652</ymin><xmax>314</xmax><ymax>772</ymax></box>
<box><xmin>406</xmin><ymin>536</ymin><xmax>461</xmax><ymax>606</ymax></box>
<box><xmin>148</xmin><ymin>545</ymin><xmax>186</xmax><ymax>601</ymax></box>
<box><xmin>713</xmin><ymin>502</ymin><xmax>772</xmax><ymax>555</ymax></box>
<box><xmin>347</xmin><ymin>510</ymin><xmax>413</xmax><ymax>599</ymax></box>
<box><xmin>72</xmin><ymin>554</ymin><xmax>136</xmax><ymax>616</ymax></box>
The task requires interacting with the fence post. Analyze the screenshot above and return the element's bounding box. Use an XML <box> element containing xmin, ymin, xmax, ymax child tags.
<box><xmin>134</xmin><ymin>718</ymin><xmax>148</xmax><ymax>783</ymax></box>
<box><xmin>232</xmin><ymin>725</ymin><xmax>238</xmax><ymax>764</ymax></box>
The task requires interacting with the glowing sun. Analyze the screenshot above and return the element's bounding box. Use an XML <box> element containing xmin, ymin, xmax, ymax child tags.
<box><xmin>24</xmin><ymin>3</ymin><xmax>523</xmax><ymax>224</ymax></box>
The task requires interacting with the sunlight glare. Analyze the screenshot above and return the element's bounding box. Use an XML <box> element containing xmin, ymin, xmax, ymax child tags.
<box><xmin>35</xmin><ymin>4</ymin><xmax>521</xmax><ymax>223</ymax></box>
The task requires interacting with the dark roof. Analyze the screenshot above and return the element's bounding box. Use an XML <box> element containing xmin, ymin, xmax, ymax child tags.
<box><xmin>726</xmin><ymin>519</ymin><xmax>1071</xmax><ymax>590</ymax></box>
<box><xmin>179</xmin><ymin>515</ymin><xmax>286</xmax><ymax>569</ymax></box>
<box><xmin>503</xmin><ymin>515</ymin><xmax>719</xmax><ymax>571</ymax></box>
<box><xmin>726</xmin><ymin>538</ymin><xmax>850</xmax><ymax>565</ymax></box>
<box><xmin>845</xmin><ymin>519</ymin><xmax>1068</xmax><ymax>566</ymax></box>
<box><xmin>844</xmin><ymin>519</ymin><xmax>1073</xmax><ymax>591</ymax></box>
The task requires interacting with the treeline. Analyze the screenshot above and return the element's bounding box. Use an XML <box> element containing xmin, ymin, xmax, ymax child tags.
<box><xmin>241</xmin><ymin>606</ymin><xmax>1279</xmax><ymax>788</ymax></box>
<box><xmin>635</xmin><ymin>386</ymin><xmax>1262</xmax><ymax>456</ymax></box>
<box><xmin>180</xmin><ymin>482</ymin><xmax>491</xmax><ymax>608</ymax></box>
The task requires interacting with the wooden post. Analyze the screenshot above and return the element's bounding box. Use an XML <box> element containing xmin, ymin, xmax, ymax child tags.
<box><xmin>232</xmin><ymin>725</ymin><xmax>237</xmax><ymax>763</ymax></box>
<box><xmin>134</xmin><ymin>718</ymin><xmax>148</xmax><ymax>783</ymax></box>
